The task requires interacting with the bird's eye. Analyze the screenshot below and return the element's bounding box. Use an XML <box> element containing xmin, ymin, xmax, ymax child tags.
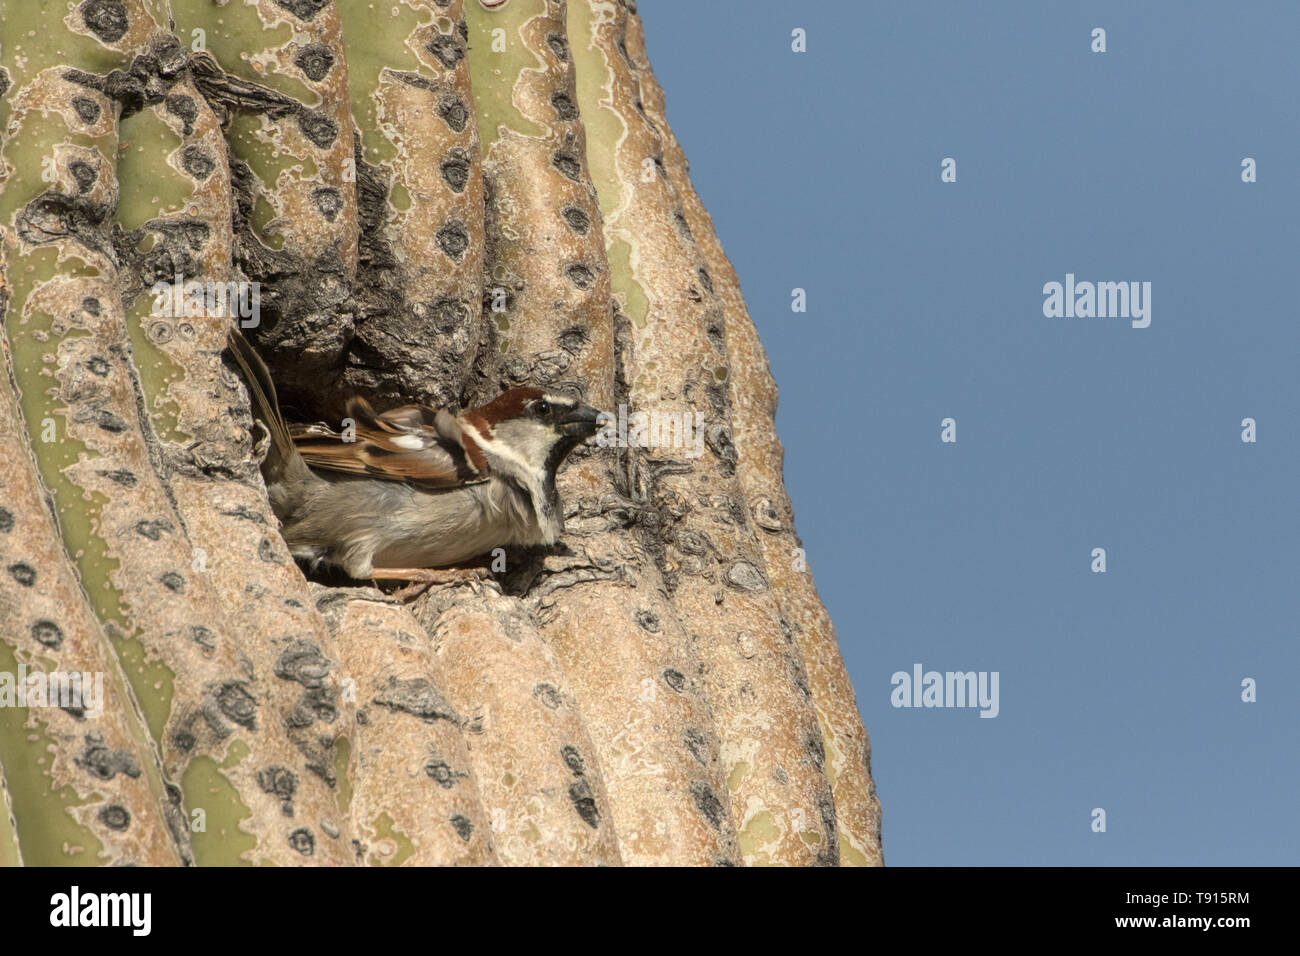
<box><xmin>534</xmin><ymin>400</ymin><xmax>551</xmax><ymax>417</ymax></box>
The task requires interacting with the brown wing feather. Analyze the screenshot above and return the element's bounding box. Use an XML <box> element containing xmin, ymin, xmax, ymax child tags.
<box><xmin>290</xmin><ymin>397</ymin><xmax>484</xmax><ymax>489</ymax></box>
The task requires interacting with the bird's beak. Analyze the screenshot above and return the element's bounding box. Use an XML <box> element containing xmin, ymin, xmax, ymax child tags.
<box><xmin>560</xmin><ymin>403</ymin><xmax>605</xmax><ymax>437</ymax></box>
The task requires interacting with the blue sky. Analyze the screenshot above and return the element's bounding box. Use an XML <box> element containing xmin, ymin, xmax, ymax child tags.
<box><xmin>638</xmin><ymin>0</ymin><xmax>1299</xmax><ymax>865</ymax></box>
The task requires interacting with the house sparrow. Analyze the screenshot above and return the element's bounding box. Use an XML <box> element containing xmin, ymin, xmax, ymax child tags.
<box><xmin>226</xmin><ymin>328</ymin><xmax>604</xmax><ymax>590</ymax></box>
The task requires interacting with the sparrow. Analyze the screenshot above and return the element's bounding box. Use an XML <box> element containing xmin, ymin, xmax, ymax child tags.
<box><xmin>226</xmin><ymin>328</ymin><xmax>604</xmax><ymax>591</ymax></box>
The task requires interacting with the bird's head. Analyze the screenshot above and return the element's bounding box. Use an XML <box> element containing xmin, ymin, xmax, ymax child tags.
<box><xmin>460</xmin><ymin>387</ymin><xmax>605</xmax><ymax>484</ymax></box>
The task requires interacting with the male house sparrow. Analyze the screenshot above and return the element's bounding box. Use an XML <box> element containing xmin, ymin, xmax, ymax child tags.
<box><xmin>226</xmin><ymin>328</ymin><xmax>604</xmax><ymax>590</ymax></box>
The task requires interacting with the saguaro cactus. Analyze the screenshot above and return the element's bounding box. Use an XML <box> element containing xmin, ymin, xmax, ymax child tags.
<box><xmin>0</xmin><ymin>0</ymin><xmax>882</xmax><ymax>866</ymax></box>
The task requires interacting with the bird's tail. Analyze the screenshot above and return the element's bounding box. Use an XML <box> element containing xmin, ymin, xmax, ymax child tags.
<box><xmin>226</xmin><ymin>326</ymin><xmax>298</xmax><ymax>485</ymax></box>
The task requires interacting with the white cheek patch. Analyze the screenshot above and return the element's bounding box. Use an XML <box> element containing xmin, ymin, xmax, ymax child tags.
<box><xmin>472</xmin><ymin>424</ymin><xmax>547</xmax><ymax>486</ymax></box>
<box><xmin>391</xmin><ymin>434</ymin><xmax>424</xmax><ymax>450</ymax></box>
<box><xmin>478</xmin><ymin>434</ymin><xmax>532</xmax><ymax>475</ymax></box>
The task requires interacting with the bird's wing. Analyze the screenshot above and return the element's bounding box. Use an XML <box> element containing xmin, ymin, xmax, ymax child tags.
<box><xmin>290</xmin><ymin>397</ymin><xmax>486</xmax><ymax>489</ymax></box>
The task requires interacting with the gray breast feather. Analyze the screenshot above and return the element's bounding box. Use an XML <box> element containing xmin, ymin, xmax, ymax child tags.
<box><xmin>277</xmin><ymin>473</ymin><xmax>551</xmax><ymax>578</ymax></box>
